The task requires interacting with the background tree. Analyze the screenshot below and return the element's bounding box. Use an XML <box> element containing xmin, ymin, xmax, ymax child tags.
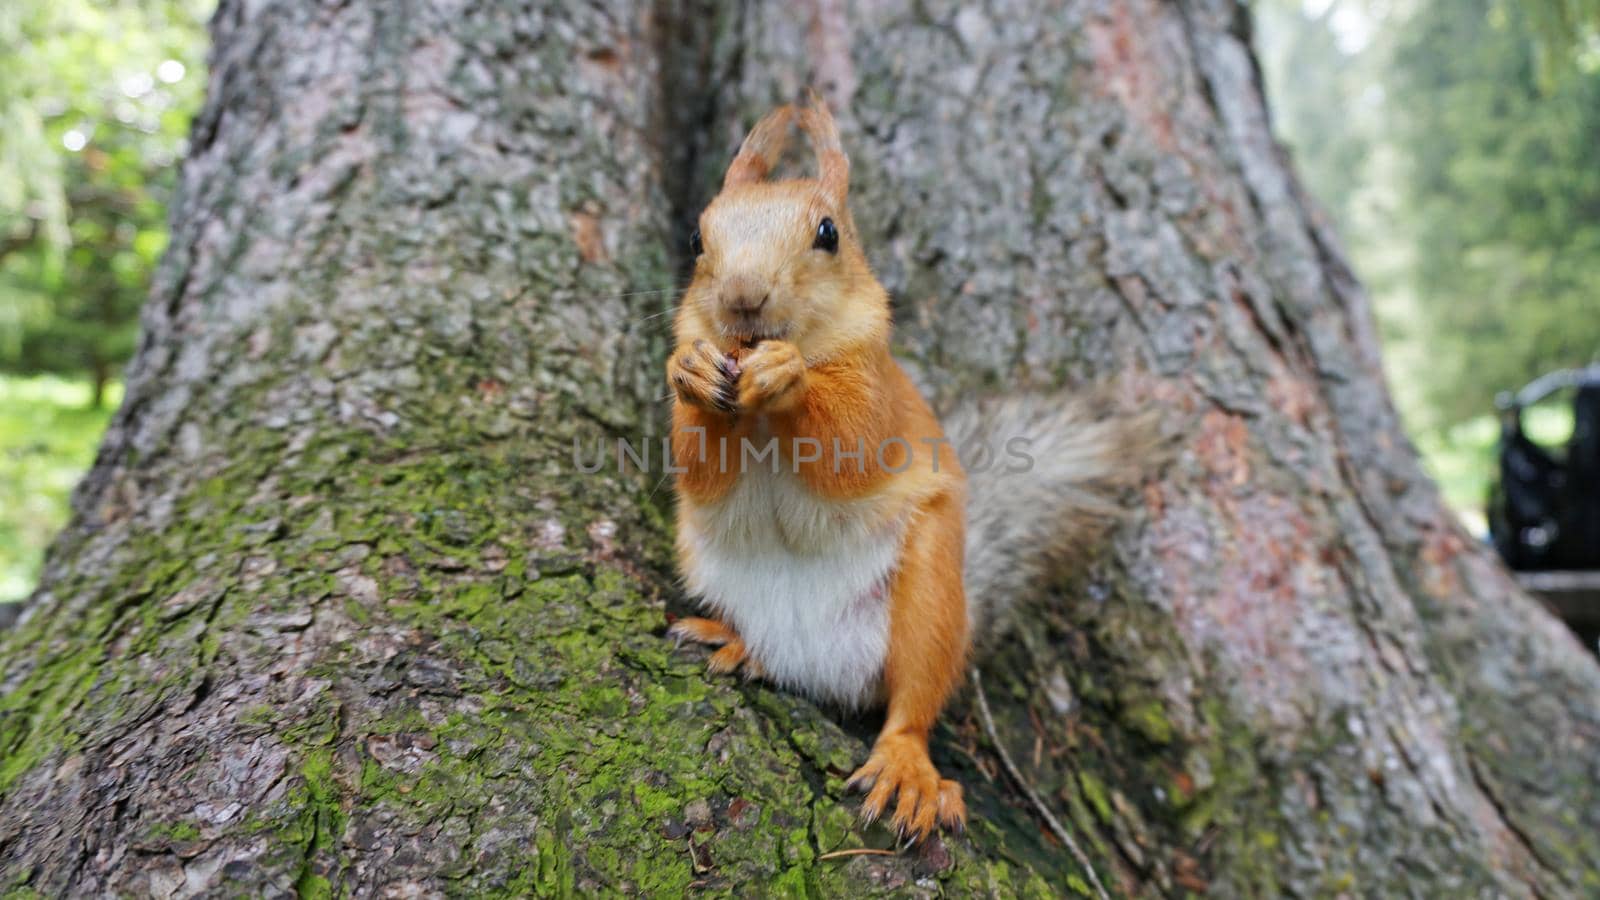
<box><xmin>1</xmin><ymin>1</ymin><xmax>1598</xmax><ymax>896</ymax></box>
<box><xmin>1387</xmin><ymin>0</ymin><xmax>1600</xmax><ymax>426</ymax></box>
<box><xmin>1260</xmin><ymin>0</ymin><xmax>1600</xmax><ymax>433</ymax></box>
<box><xmin>0</xmin><ymin>0</ymin><xmax>208</xmax><ymax>408</ymax></box>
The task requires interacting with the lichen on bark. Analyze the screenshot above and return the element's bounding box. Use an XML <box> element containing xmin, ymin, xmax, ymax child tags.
<box><xmin>3</xmin><ymin>0</ymin><xmax>1599</xmax><ymax>897</ymax></box>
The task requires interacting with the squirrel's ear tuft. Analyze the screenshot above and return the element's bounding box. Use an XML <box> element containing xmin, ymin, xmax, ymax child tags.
<box><xmin>721</xmin><ymin>92</ymin><xmax>850</xmax><ymax>202</ymax></box>
<box><xmin>722</xmin><ymin>105</ymin><xmax>797</xmax><ymax>190</ymax></box>
<box><xmin>797</xmin><ymin>90</ymin><xmax>849</xmax><ymax>205</ymax></box>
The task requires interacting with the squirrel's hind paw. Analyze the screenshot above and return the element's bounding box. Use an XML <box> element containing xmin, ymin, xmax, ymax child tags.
<box><xmin>705</xmin><ymin>640</ymin><xmax>750</xmax><ymax>675</ymax></box>
<box><xmin>668</xmin><ymin>615</ymin><xmax>737</xmax><ymax>647</ymax></box>
<box><xmin>668</xmin><ymin>616</ymin><xmax>765</xmax><ymax>680</ymax></box>
<box><xmin>848</xmin><ymin>736</ymin><xmax>967</xmax><ymax>842</ymax></box>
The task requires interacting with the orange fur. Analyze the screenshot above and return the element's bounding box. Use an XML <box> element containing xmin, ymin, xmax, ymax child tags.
<box><xmin>668</xmin><ymin>396</ymin><xmax>747</xmax><ymax>504</ymax></box>
<box><xmin>848</xmin><ymin>487</ymin><xmax>970</xmax><ymax>838</ymax></box>
<box><xmin>668</xmin><ymin>94</ymin><xmax>969</xmax><ymax>841</ymax></box>
<box><xmin>669</xmin><ymin>616</ymin><xmax>767</xmax><ymax>679</ymax></box>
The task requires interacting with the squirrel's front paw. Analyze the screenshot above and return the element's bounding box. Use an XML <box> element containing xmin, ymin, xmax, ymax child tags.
<box><xmin>736</xmin><ymin>340</ymin><xmax>806</xmax><ymax>412</ymax></box>
<box><xmin>848</xmin><ymin>733</ymin><xmax>967</xmax><ymax>843</ymax></box>
<box><xmin>668</xmin><ymin>340</ymin><xmax>738</xmax><ymax>413</ymax></box>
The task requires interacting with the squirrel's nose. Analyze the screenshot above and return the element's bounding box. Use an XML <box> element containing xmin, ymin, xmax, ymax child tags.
<box><xmin>729</xmin><ymin>292</ymin><xmax>769</xmax><ymax>314</ymax></box>
<box><xmin>721</xmin><ymin>275</ymin><xmax>769</xmax><ymax>314</ymax></box>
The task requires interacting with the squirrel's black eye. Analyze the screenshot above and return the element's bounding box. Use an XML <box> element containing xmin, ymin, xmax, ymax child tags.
<box><xmin>813</xmin><ymin>217</ymin><xmax>839</xmax><ymax>254</ymax></box>
<box><xmin>689</xmin><ymin>227</ymin><xmax>704</xmax><ymax>257</ymax></box>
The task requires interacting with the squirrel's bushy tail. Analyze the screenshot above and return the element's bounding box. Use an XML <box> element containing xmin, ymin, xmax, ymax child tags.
<box><xmin>944</xmin><ymin>393</ymin><xmax>1157</xmax><ymax>641</ymax></box>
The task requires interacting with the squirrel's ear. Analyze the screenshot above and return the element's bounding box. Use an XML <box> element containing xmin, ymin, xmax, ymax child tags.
<box><xmin>722</xmin><ymin>105</ymin><xmax>796</xmax><ymax>190</ymax></box>
<box><xmin>798</xmin><ymin>90</ymin><xmax>849</xmax><ymax>205</ymax></box>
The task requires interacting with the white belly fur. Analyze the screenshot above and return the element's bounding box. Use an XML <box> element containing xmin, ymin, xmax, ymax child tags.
<box><xmin>681</xmin><ymin>464</ymin><xmax>906</xmax><ymax>709</ymax></box>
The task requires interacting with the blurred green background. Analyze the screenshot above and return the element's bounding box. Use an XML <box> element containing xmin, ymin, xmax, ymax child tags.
<box><xmin>0</xmin><ymin>0</ymin><xmax>1597</xmax><ymax>604</ymax></box>
<box><xmin>1258</xmin><ymin>0</ymin><xmax>1600</xmax><ymax>532</ymax></box>
<box><xmin>1</xmin><ymin>0</ymin><xmax>209</xmax><ymax>601</ymax></box>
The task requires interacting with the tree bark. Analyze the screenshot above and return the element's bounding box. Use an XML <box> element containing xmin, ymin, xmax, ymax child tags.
<box><xmin>3</xmin><ymin>0</ymin><xmax>1597</xmax><ymax>896</ymax></box>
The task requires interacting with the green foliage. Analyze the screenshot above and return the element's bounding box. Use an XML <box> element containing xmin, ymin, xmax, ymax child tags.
<box><xmin>1387</xmin><ymin>0</ymin><xmax>1600</xmax><ymax>427</ymax></box>
<box><xmin>1256</xmin><ymin>1</ymin><xmax>1381</xmax><ymax>243</ymax></box>
<box><xmin>1259</xmin><ymin>0</ymin><xmax>1600</xmax><ymax>527</ymax></box>
<box><xmin>1523</xmin><ymin>0</ymin><xmax>1600</xmax><ymax>81</ymax></box>
<box><xmin>0</xmin><ymin>374</ymin><xmax>118</xmax><ymax>603</ymax></box>
<box><xmin>0</xmin><ymin>0</ymin><xmax>210</xmax><ymax>402</ymax></box>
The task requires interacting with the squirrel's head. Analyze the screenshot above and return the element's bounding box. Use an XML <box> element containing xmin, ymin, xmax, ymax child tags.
<box><xmin>678</xmin><ymin>94</ymin><xmax>888</xmax><ymax>359</ymax></box>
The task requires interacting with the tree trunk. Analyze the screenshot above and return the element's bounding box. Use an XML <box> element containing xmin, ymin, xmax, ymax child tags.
<box><xmin>3</xmin><ymin>0</ymin><xmax>1597</xmax><ymax>896</ymax></box>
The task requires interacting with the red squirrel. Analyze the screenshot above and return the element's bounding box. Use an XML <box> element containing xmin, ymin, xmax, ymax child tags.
<box><xmin>666</xmin><ymin>93</ymin><xmax>1145</xmax><ymax>842</ymax></box>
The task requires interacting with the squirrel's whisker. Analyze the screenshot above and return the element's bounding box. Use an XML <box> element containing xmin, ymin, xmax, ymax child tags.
<box><xmin>643</xmin><ymin>470</ymin><xmax>674</xmax><ymax>505</ymax></box>
<box><xmin>633</xmin><ymin>307</ymin><xmax>678</xmax><ymax>324</ymax></box>
<box><xmin>555</xmin><ymin>286</ymin><xmax>690</xmax><ymax>308</ymax></box>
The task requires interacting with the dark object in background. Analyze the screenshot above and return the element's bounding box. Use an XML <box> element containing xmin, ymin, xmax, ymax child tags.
<box><xmin>1567</xmin><ymin>385</ymin><xmax>1600</xmax><ymax>554</ymax></box>
<box><xmin>1489</xmin><ymin>368</ymin><xmax>1600</xmax><ymax>572</ymax></box>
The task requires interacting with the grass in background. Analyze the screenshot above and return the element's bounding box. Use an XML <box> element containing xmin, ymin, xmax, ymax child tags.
<box><xmin>0</xmin><ymin>373</ymin><xmax>118</xmax><ymax>603</ymax></box>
